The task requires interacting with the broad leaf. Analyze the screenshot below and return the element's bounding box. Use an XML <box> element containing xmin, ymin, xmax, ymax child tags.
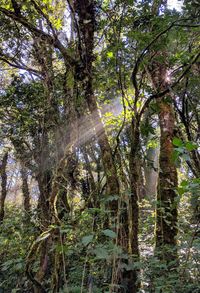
<box><xmin>81</xmin><ymin>235</ymin><xmax>93</xmax><ymax>246</ymax></box>
<box><xmin>102</xmin><ymin>229</ymin><xmax>117</xmax><ymax>239</ymax></box>
<box><xmin>172</xmin><ymin>137</ymin><xmax>183</xmax><ymax>147</ymax></box>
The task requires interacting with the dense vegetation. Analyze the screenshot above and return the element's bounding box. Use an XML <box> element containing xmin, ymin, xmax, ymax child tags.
<box><xmin>0</xmin><ymin>0</ymin><xmax>199</xmax><ymax>292</ymax></box>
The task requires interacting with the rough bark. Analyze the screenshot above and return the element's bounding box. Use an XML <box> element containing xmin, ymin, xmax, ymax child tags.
<box><xmin>20</xmin><ymin>164</ymin><xmax>31</xmax><ymax>213</ymax></box>
<box><xmin>33</xmin><ymin>239</ymin><xmax>49</xmax><ymax>293</ymax></box>
<box><xmin>81</xmin><ymin>146</ymin><xmax>97</xmax><ymax>208</ymax></box>
<box><xmin>115</xmin><ymin>148</ymin><xmax>129</xmax><ymax>191</ymax></box>
<box><xmin>35</xmin><ymin>135</ymin><xmax>52</xmax><ymax>225</ymax></box>
<box><xmin>0</xmin><ymin>152</ymin><xmax>8</xmax><ymax>223</ymax></box>
<box><xmin>129</xmin><ymin>123</ymin><xmax>140</xmax><ymax>256</ymax></box>
<box><xmin>141</xmin><ymin>0</ymin><xmax>178</xmax><ymax>264</ymax></box>
<box><xmin>127</xmin><ymin>121</ymin><xmax>140</xmax><ymax>293</ymax></box>
<box><xmin>149</xmin><ymin>54</ymin><xmax>178</xmax><ymax>260</ymax></box>
<box><xmin>156</xmin><ymin>99</ymin><xmax>178</xmax><ymax>250</ymax></box>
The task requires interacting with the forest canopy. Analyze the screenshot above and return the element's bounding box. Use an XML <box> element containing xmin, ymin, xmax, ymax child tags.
<box><xmin>0</xmin><ymin>0</ymin><xmax>199</xmax><ymax>292</ymax></box>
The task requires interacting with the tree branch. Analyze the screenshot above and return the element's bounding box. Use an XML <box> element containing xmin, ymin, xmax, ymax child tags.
<box><xmin>131</xmin><ymin>18</ymin><xmax>199</xmax><ymax>96</ymax></box>
<box><xmin>138</xmin><ymin>50</ymin><xmax>200</xmax><ymax>121</ymax></box>
<box><xmin>29</xmin><ymin>0</ymin><xmax>57</xmax><ymax>38</ymax></box>
<box><xmin>0</xmin><ymin>7</ymin><xmax>75</xmax><ymax>66</ymax></box>
<box><xmin>0</xmin><ymin>55</ymin><xmax>42</xmax><ymax>77</ymax></box>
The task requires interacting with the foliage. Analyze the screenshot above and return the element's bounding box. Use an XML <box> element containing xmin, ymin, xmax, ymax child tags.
<box><xmin>0</xmin><ymin>0</ymin><xmax>199</xmax><ymax>292</ymax></box>
<box><xmin>0</xmin><ymin>205</ymin><xmax>38</xmax><ymax>292</ymax></box>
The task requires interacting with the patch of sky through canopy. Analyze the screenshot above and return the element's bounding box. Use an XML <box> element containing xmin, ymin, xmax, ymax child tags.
<box><xmin>167</xmin><ymin>0</ymin><xmax>183</xmax><ymax>12</ymax></box>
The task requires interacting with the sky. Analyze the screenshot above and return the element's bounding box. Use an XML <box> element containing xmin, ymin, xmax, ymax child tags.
<box><xmin>167</xmin><ymin>0</ymin><xmax>183</xmax><ymax>11</ymax></box>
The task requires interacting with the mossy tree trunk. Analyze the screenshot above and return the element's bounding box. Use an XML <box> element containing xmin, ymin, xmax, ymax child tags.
<box><xmin>0</xmin><ymin>152</ymin><xmax>8</xmax><ymax>224</ymax></box>
<box><xmin>74</xmin><ymin>0</ymin><xmax>120</xmax><ymax>202</ymax></box>
<box><xmin>149</xmin><ymin>54</ymin><xmax>178</xmax><ymax>261</ymax></box>
<box><xmin>157</xmin><ymin>99</ymin><xmax>178</xmax><ymax>253</ymax></box>
<box><xmin>74</xmin><ymin>1</ymin><xmax>131</xmax><ymax>291</ymax></box>
<box><xmin>20</xmin><ymin>163</ymin><xmax>31</xmax><ymax>213</ymax></box>
<box><xmin>127</xmin><ymin>120</ymin><xmax>140</xmax><ymax>293</ymax></box>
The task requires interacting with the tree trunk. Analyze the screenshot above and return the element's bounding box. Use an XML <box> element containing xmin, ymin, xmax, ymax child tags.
<box><xmin>20</xmin><ymin>164</ymin><xmax>31</xmax><ymax>213</ymax></box>
<box><xmin>74</xmin><ymin>0</ymin><xmax>119</xmax><ymax>200</ymax></box>
<box><xmin>74</xmin><ymin>2</ymin><xmax>130</xmax><ymax>291</ymax></box>
<box><xmin>144</xmin><ymin>142</ymin><xmax>159</xmax><ymax>199</ymax></box>
<box><xmin>126</xmin><ymin>121</ymin><xmax>140</xmax><ymax>293</ymax></box>
<box><xmin>149</xmin><ymin>54</ymin><xmax>178</xmax><ymax>261</ymax></box>
<box><xmin>81</xmin><ymin>146</ymin><xmax>97</xmax><ymax>209</ymax></box>
<box><xmin>157</xmin><ymin>99</ymin><xmax>178</xmax><ymax>253</ymax></box>
<box><xmin>0</xmin><ymin>152</ymin><xmax>8</xmax><ymax>224</ymax></box>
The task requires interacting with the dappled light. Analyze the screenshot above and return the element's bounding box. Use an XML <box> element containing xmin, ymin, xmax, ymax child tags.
<box><xmin>0</xmin><ymin>1</ymin><xmax>199</xmax><ymax>293</ymax></box>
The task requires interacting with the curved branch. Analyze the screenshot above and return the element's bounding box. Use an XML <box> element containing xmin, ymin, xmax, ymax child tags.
<box><xmin>30</xmin><ymin>0</ymin><xmax>57</xmax><ymax>37</ymax></box>
<box><xmin>138</xmin><ymin>50</ymin><xmax>200</xmax><ymax>121</ymax></box>
<box><xmin>0</xmin><ymin>56</ymin><xmax>42</xmax><ymax>77</ymax></box>
<box><xmin>0</xmin><ymin>7</ymin><xmax>75</xmax><ymax>66</ymax></box>
<box><xmin>131</xmin><ymin>20</ymin><xmax>177</xmax><ymax>95</ymax></box>
<box><xmin>131</xmin><ymin>17</ymin><xmax>199</xmax><ymax>96</ymax></box>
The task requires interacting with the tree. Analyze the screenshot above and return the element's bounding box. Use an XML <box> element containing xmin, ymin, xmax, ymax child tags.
<box><xmin>0</xmin><ymin>1</ymin><xmax>199</xmax><ymax>292</ymax></box>
<box><xmin>20</xmin><ymin>162</ymin><xmax>31</xmax><ymax>214</ymax></box>
<box><xmin>0</xmin><ymin>152</ymin><xmax>8</xmax><ymax>223</ymax></box>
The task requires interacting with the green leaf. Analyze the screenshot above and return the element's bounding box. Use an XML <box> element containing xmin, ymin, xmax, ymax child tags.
<box><xmin>105</xmin><ymin>195</ymin><xmax>119</xmax><ymax>202</ymax></box>
<box><xmin>180</xmin><ymin>180</ymin><xmax>188</xmax><ymax>187</ymax></box>
<box><xmin>107</xmin><ymin>51</ymin><xmax>114</xmax><ymax>58</ymax></box>
<box><xmin>102</xmin><ymin>229</ymin><xmax>117</xmax><ymax>239</ymax></box>
<box><xmin>172</xmin><ymin>150</ymin><xmax>181</xmax><ymax>166</ymax></box>
<box><xmin>182</xmin><ymin>153</ymin><xmax>190</xmax><ymax>161</ymax></box>
<box><xmin>81</xmin><ymin>235</ymin><xmax>93</xmax><ymax>246</ymax></box>
<box><xmin>177</xmin><ymin>187</ymin><xmax>185</xmax><ymax>196</ymax></box>
<box><xmin>175</xmin><ymin>147</ymin><xmax>185</xmax><ymax>154</ymax></box>
<box><xmin>185</xmin><ymin>141</ymin><xmax>198</xmax><ymax>151</ymax></box>
<box><xmin>192</xmin><ymin>178</ymin><xmax>200</xmax><ymax>184</ymax></box>
<box><xmin>94</xmin><ymin>247</ymin><xmax>109</xmax><ymax>259</ymax></box>
<box><xmin>172</xmin><ymin>137</ymin><xmax>183</xmax><ymax>147</ymax></box>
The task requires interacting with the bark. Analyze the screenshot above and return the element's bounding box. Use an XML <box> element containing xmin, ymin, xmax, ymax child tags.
<box><xmin>115</xmin><ymin>148</ymin><xmax>129</xmax><ymax>191</ymax></box>
<box><xmin>56</xmin><ymin>173</ymin><xmax>71</xmax><ymax>220</ymax></box>
<box><xmin>31</xmin><ymin>35</ymin><xmax>56</xmax><ymax>224</ymax></box>
<box><xmin>137</xmin><ymin>155</ymin><xmax>146</xmax><ymax>201</ymax></box>
<box><xmin>0</xmin><ymin>152</ymin><xmax>8</xmax><ymax>223</ymax></box>
<box><xmin>144</xmin><ymin>143</ymin><xmax>159</xmax><ymax>199</ymax></box>
<box><xmin>127</xmin><ymin>121</ymin><xmax>140</xmax><ymax>293</ymax></box>
<box><xmin>128</xmin><ymin>124</ymin><xmax>140</xmax><ymax>255</ymax></box>
<box><xmin>74</xmin><ymin>2</ymin><xmax>132</xmax><ymax>291</ymax></box>
<box><xmin>33</xmin><ymin>36</ymin><xmax>59</xmax><ymax>125</ymax></box>
<box><xmin>81</xmin><ymin>146</ymin><xmax>97</xmax><ymax>208</ymax></box>
<box><xmin>35</xmin><ymin>134</ymin><xmax>52</xmax><ymax>225</ymax></box>
<box><xmin>20</xmin><ymin>164</ymin><xmax>31</xmax><ymax>213</ymax></box>
<box><xmin>143</xmin><ymin>0</ymin><xmax>179</xmax><ymax>263</ymax></box>
<box><xmin>74</xmin><ymin>0</ymin><xmax>119</xmax><ymax>200</ymax></box>
<box><xmin>86</xmin><ymin>87</ymin><xmax>120</xmax><ymax>198</ymax></box>
<box><xmin>34</xmin><ymin>239</ymin><xmax>49</xmax><ymax>293</ymax></box>
<box><xmin>149</xmin><ymin>54</ymin><xmax>178</xmax><ymax>260</ymax></box>
<box><xmin>30</xmin><ymin>131</ymin><xmax>52</xmax><ymax>291</ymax></box>
<box><xmin>157</xmin><ymin>99</ymin><xmax>178</xmax><ymax>251</ymax></box>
